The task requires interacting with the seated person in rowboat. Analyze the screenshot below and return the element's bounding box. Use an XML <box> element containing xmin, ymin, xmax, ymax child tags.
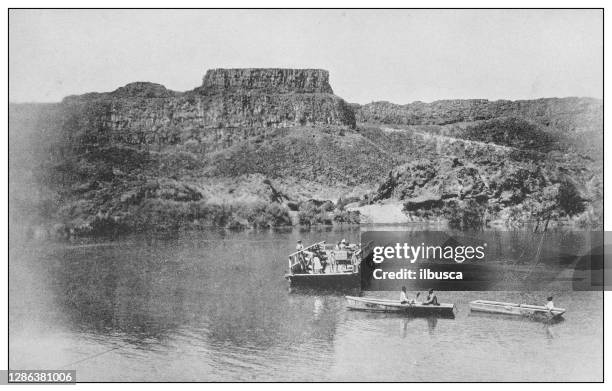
<box><xmin>400</xmin><ymin>286</ymin><xmax>409</xmax><ymax>304</ymax></box>
<box><xmin>400</xmin><ymin>287</ymin><xmax>421</xmax><ymax>305</ymax></box>
<box><xmin>423</xmin><ymin>289</ymin><xmax>440</xmax><ymax>306</ymax></box>
<box><xmin>545</xmin><ymin>296</ymin><xmax>554</xmax><ymax>312</ymax></box>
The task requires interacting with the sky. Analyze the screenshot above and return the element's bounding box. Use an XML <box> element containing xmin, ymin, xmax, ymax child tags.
<box><xmin>8</xmin><ymin>9</ymin><xmax>603</xmax><ymax>104</ymax></box>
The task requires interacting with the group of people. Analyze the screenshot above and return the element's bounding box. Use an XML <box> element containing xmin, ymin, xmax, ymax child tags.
<box><xmin>295</xmin><ymin>239</ymin><xmax>334</xmax><ymax>274</ymax></box>
<box><xmin>335</xmin><ymin>239</ymin><xmax>349</xmax><ymax>250</ymax></box>
<box><xmin>295</xmin><ymin>240</ymin><xmax>321</xmax><ymax>273</ymax></box>
<box><xmin>294</xmin><ymin>239</ymin><xmax>355</xmax><ymax>274</ymax></box>
<box><xmin>296</xmin><ymin>238</ymin><xmax>350</xmax><ymax>252</ymax></box>
<box><xmin>399</xmin><ymin>286</ymin><xmax>439</xmax><ymax>306</ymax></box>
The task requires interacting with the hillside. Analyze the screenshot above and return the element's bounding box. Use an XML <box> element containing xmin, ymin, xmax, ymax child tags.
<box><xmin>8</xmin><ymin>68</ymin><xmax>603</xmax><ymax>238</ymax></box>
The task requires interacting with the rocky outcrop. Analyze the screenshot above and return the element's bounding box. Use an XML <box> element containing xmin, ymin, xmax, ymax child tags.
<box><xmin>354</xmin><ymin>97</ymin><xmax>603</xmax><ymax>162</ymax></box>
<box><xmin>59</xmin><ymin>68</ymin><xmax>355</xmax><ymax>151</ymax></box>
<box><xmin>374</xmin><ymin>159</ymin><xmax>489</xmax><ymax>204</ymax></box>
<box><xmin>353</xmin><ymin>97</ymin><xmax>602</xmax><ymax>133</ymax></box>
<box><xmin>370</xmin><ymin>152</ymin><xmax>597</xmax><ymax>227</ymax></box>
<box><xmin>200</xmin><ymin>68</ymin><xmax>334</xmax><ymax>94</ymax></box>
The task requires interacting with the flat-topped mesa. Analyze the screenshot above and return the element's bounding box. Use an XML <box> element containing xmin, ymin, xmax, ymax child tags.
<box><xmin>201</xmin><ymin>68</ymin><xmax>334</xmax><ymax>94</ymax></box>
<box><xmin>56</xmin><ymin>68</ymin><xmax>356</xmax><ymax>149</ymax></box>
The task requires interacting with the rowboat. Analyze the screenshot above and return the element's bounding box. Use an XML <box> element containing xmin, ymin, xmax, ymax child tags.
<box><xmin>345</xmin><ymin>296</ymin><xmax>456</xmax><ymax>318</ymax></box>
<box><xmin>469</xmin><ymin>300</ymin><xmax>566</xmax><ymax>318</ymax></box>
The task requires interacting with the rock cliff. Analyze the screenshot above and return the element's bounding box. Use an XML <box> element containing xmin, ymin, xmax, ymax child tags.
<box><xmin>353</xmin><ymin>98</ymin><xmax>602</xmax><ymax>131</ymax></box>
<box><xmin>200</xmin><ymin>68</ymin><xmax>334</xmax><ymax>94</ymax></box>
<box><xmin>60</xmin><ymin>68</ymin><xmax>355</xmax><ymax>151</ymax></box>
<box><xmin>8</xmin><ymin>68</ymin><xmax>603</xmax><ymax>236</ymax></box>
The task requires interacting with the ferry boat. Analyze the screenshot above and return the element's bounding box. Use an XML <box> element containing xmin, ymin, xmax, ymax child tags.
<box><xmin>285</xmin><ymin>241</ymin><xmax>361</xmax><ymax>289</ymax></box>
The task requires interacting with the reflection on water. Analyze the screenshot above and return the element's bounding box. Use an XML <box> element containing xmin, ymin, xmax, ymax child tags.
<box><xmin>9</xmin><ymin>227</ymin><xmax>603</xmax><ymax>381</ymax></box>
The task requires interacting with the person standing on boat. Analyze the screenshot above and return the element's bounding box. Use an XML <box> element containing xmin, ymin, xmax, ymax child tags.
<box><xmin>423</xmin><ymin>289</ymin><xmax>440</xmax><ymax>306</ymax></box>
<box><xmin>296</xmin><ymin>240</ymin><xmax>308</xmax><ymax>273</ymax></box>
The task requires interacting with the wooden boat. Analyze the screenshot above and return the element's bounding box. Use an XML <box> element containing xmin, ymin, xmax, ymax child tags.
<box><xmin>286</xmin><ymin>271</ymin><xmax>361</xmax><ymax>289</ymax></box>
<box><xmin>469</xmin><ymin>300</ymin><xmax>566</xmax><ymax>318</ymax></box>
<box><xmin>345</xmin><ymin>296</ymin><xmax>456</xmax><ymax>318</ymax></box>
<box><xmin>286</xmin><ymin>241</ymin><xmax>361</xmax><ymax>289</ymax></box>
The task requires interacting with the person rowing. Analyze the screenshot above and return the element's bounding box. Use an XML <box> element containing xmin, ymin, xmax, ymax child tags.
<box><xmin>400</xmin><ymin>286</ymin><xmax>409</xmax><ymax>304</ymax></box>
<box><xmin>423</xmin><ymin>288</ymin><xmax>440</xmax><ymax>306</ymax></box>
<box><xmin>400</xmin><ymin>287</ymin><xmax>421</xmax><ymax>305</ymax></box>
<box><xmin>545</xmin><ymin>296</ymin><xmax>555</xmax><ymax>314</ymax></box>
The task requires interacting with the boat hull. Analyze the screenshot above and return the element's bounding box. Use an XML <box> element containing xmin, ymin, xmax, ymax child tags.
<box><xmin>346</xmin><ymin>296</ymin><xmax>456</xmax><ymax>318</ymax></box>
<box><xmin>469</xmin><ymin>300</ymin><xmax>566</xmax><ymax>318</ymax></box>
<box><xmin>285</xmin><ymin>272</ymin><xmax>360</xmax><ymax>289</ymax></box>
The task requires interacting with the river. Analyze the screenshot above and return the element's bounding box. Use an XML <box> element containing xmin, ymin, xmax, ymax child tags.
<box><xmin>9</xmin><ymin>227</ymin><xmax>603</xmax><ymax>381</ymax></box>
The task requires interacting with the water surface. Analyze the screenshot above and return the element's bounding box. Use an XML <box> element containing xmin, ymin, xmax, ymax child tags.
<box><xmin>9</xmin><ymin>228</ymin><xmax>603</xmax><ymax>381</ymax></box>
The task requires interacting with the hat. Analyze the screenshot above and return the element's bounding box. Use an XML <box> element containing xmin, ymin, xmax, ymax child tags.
<box><xmin>341</xmin><ymin>239</ymin><xmax>347</xmax><ymax>243</ymax></box>
<box><xmin>428</xmin><ymin>288</ymin><xmax>434</xmax><ymax>293</ymax></box>
<box><xmin>297</xmin><ymin>240</ymin><xmax>302</xmax><ymax>243</ymax></box>
<box><xmin>547</xmin><ymin>296</ymin><xmax>553</xmax><ymax>301</ymax></box>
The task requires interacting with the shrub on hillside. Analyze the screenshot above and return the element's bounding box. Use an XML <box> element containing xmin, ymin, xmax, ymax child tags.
<box><xmin>332</xmin><ymin>210</ymin><xmax>361</xmax><ymax>224</ymax></box>
<box><xmin>335</xmin><ymin>196</ymin><xmax>361</xmax><ymax>211</ymax></box>
<box><xmin>235</xmin><ymin>202</ymin><xmax>292</xmax><ymax>228</ymax></box>
<box><xmin>298</xmin><ymin>202</ymin><xmax>332</xmax><ymax>226</ymax></box>
<box><xmin>443</xmin><ymin>199</ymin><xmax>488</xmax><ymax>230</ymax></box>
<box><xmin>124</xmin><ymin>199</ymin><xmax>291</xmax><ymax>230</ymax></box>
<box><xmin>557</xmin><ymin>180</ymin><xmax>586</xmax><ymax>217</ymax></box>
<box><xmin>463</xmin><ymin>117</ymin><xmax>556</xmax><ymax>152</ymax></box>
<box><xmin>321</xmin><ymin>200</ymin><xmax>335</xmax><ymax>212</ymax></box>
<box><xmin>89</xmin><ymin>214</ymin><xmax>129</xmax><ymax>236</ymax></box>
